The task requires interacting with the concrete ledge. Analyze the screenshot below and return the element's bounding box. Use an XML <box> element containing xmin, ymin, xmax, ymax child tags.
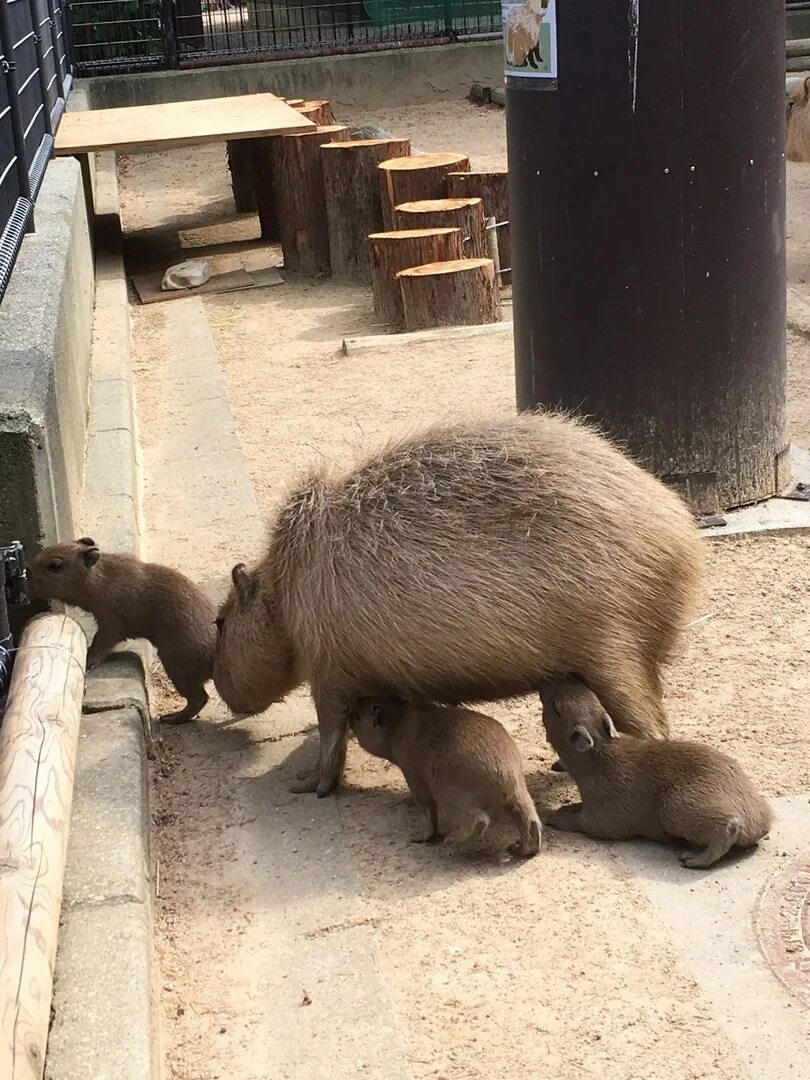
<box><xmin>82</xmin><ymin>40</ymin><xmax>503</xmax><ymax>110</ymax></box>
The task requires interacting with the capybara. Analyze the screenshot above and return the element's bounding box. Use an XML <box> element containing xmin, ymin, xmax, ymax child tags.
<box><xmin>350</xmin><ymin>697</ymin><xmax>541</xmax><ymax>857</ymax></box>
<box><xmin>787</xmin><ymin>77</ymin><xmax>810</xmax><ymax>162</ymax></box>
<box><xmin>213</xmin><ymin>413</ymin><xmax>703</xmax><ymax>796</ymax></box>
<box><xmin>540</xmin><ymin>678</ymin><xmax>772</xmax><ymax>868</ymax></box>
<box><xmin>27</xmin><ymin>538</ymin><xmax>216</xmax><ymax>723</ymax></box>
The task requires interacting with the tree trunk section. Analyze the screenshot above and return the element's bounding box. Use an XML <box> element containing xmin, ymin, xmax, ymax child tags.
<box><xmin>398</xmin><ymin>259</ymin><xmax>501</xmax><ymax>331</ymax></box>
<box><xmin>295</xmin><ymin>100</ymin><xmax>336</xmax><ymax>126</ymax></box>
<box><xmin>379</xmin><ymin>152</ymin><xmax>470</xmax><ymax>229</ymax></box>
<box><xmin>369</xmin><ymin>228</ymin><xmax>464</xmax><ymax>326</ymax></box>
<box><xmin>253</xmin><ymin>137</ymin><xmax>282</xmax><ymax>241</ymax></box>
<box><xmin>447</xmin><ymin>170</ymin><xmax>510</xmax><ymax>285</ymax></box>
<box><xmin>226</xmin><ymin>138</ymin><xmax>258</xmax><ymax>213</ymax></box>
<box><xmin>321</xmin><ymin>138</ymin><xmax>412</xmax><ymax>281</ymax></box>
<box><xmin>392</xmin><ymin>198</ymin><xmax>487</xmax><ymax>259</ymax></box>
<box><xmin>276</xmin><ymin>125</ymin><xmax>351</xmax><ymax>275</ymax></box>
<box><xmin>285</xmin><ymin>98</ymin><xmax>305</xmax><ymax>107</ymax></box>
<box><xmin>0</xmin><ymin>614</ymin><xmax>86</xmax><ymax>1080</ymax></box>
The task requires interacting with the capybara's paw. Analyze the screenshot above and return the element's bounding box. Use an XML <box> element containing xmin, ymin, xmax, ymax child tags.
<box><xmin>550</xmin><ymin>759</ymin><xmax>567</xmax><ymax>774</ymax></box>
<box><xmin>290</xmin><ymin>771</ymin><xmax>319</xmax><ymax>794</ymax></box>
<box><xmin>315</xmin><ymin>776</ymin><xmax>337</xmax><ymax>798</ymax></box>
<box><xmin>410</xmin><ymin>828</ymin><xmax>438</xmax><ymax>844</ymax></box>
<box><xmin>679</xmin><ymin>848</ymin><xmax>713</xmax><ymax>870</ymax></box>
<box><xmin>160</xmin><ymin>709</ymin><xmax>194</xmax><ymax>725</ymax></box>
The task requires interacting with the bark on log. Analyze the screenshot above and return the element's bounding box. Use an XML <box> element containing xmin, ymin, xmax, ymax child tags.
<box><xmin>392</xmin><ymin>197</ymin><xmax>487</xmax><ymax>259</ymax></box>
<box><xmin>368</xmin><ymin>227</ymin><xmax>464</xmax><ymax>326</ymax></box>
<box><xmin>398</xmin><ymin>258</ymin><xmax>501</xmax><ymax>331</ymax></box>
<box><xmin>321</xmin><ymin>138</ymin><xmax>411</xmax><ymax>281</ymax></box>
<box><xmin>276</xmin><ymin>125</ymin><xmax>351</xmax><ymax>275</ymax></box>
<box><xmin>226</xmin><ymin>138</ymin><xmax>258</xmax><ymax>213</ymax></box>
<box><xmin>0</xmin><ymin>614</ymin><xmax>87</xmax><ymax>1080</ymax></box>
<box><xmin>295</xmin><ymin>100</ymin><xmax>336</xmax><ymax>126</ymax></box>
<box><xmin>253</xmin><ymin>137</ymin><xmax>282</xmax><ymax>241</ymax></box>
<box><xmin>447</xmin><ymin>169</ymin><xmax>510</xmax><ymax>284</ymax></box>
<box><xmin>378</xmin><ymin>152</ymin><xmax>470</xmax><ymax>229</ymax></box>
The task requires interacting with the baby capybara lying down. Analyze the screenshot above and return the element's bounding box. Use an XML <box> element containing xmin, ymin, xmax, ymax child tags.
<box><xmin>27</xmin><ymin>538</ymin><xmax>216</xmax><ymax>724</ymax></box>
<box><xmin>540</xmin><ymin>679</ymin><xmax>772</xmax><ymax>868</ymax></box>
<box><xmin>213</xmin><ymin>413</ymin><xmax>703</xmax><ymax>797</ymax></box>
<box><xmin>350</xmin><ymin>697</ymin><xmax>541</xmax><ymax>858</ymax></box>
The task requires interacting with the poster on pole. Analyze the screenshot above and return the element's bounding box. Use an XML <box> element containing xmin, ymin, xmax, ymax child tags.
<box><xmin>502</xmin><ymin>0</ymin><xmax>558</xmax><ymax>80</ymax></box>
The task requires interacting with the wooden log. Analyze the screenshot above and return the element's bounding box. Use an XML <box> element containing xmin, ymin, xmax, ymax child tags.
<box><xmin>276</xmin><ymin>124</ymin><xmax>351</xmax><ymax>275</ymax></box>
<box><xmin>226</xmin><ymin>138</ymin><xmax>258</xmax><ymax>213</ymax></box>
<box><xmin>295</xmin><ymin>100</ymin><xmax>336</xmax><ymax>126</ymax></box>
<box><xmin>447</xmin><ymin>170</ymin><xmax>510</xmax><ymax>284</ymax></box>
<box><xmin>0</xmin><ymin>613</ymin><xmax>87</xmax><ymax>1080</ymax></box>
<box><xmin>321</xmin><ymin>138</ymin><xmax>411</xmax><ymax>282</ymax></box>
<box><xmin>378</xmin><ymin>152</ymin><xmax>470</xmax><ymax>229</ymax></box>
<box><xmin>392</xmin><ymin>197</ymin><xmax>487</xmax><ymax>259</ymax></box>
<box><xmin>285</xmin><ymin>98</ymin><xmax>305</xmax><ymax>107</ymax></box>
<box><xmin>253</xmin><ymin>137</ymin><xmax>282</xmax><ymax>241</ymax></box>
<box><xmin>368</xmin><ymin>227</ymin><xmax>464</xmax><ymax>326</ymax></box>
<box><xmin>398</xmin><ymin>258</ymin><xmax>501</xmax><ymax>331</ymax></box>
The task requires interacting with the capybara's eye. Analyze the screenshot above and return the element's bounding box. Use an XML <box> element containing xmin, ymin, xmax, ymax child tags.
<box><xmin>47</xmin><ymin>560</ymin><xmax>63</xmax><ymax>573</ymax></box>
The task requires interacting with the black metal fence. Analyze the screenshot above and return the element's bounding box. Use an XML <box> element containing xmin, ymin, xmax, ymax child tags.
<box><xmin>0</xmin><ymin>0</ymin><xmax>72</xmax><ymax>302</ymax></box>
<box><xmin>70</xmin><ymin>0</ymin><xmax>501</xmax><ymax>73</ymax></box>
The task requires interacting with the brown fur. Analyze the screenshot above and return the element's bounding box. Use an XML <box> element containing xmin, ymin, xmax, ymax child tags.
<box><xmin>787</xmin><ymin>77</ymin><xmax>810</xmax><ymax>163</ymax></box>
<box><xmin>27</xmin><ymin>538</ymin><xmax>216</xmax><ymax>723</ymax></box>
<box><xmin>541</xmin><ymin>678</ymin><xmax>772</xmax><ymax>868</ymax></box>
<box><xmin>213</xmin><ymin>413</ymin><xmax>703</xmax><ymax>796</ymax></box>
<box><xmin>350</xmin><ymin>697</ymin><xmax>541</xmax><ymax>857</ymax></box>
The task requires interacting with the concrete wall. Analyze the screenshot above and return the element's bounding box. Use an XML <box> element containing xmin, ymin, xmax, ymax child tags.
<box><xmin>83</xmin><ymin>40</ymin><xmax>503</xmax><ymax>110</ymax></box>
<box><xmin>0</xmin><ymin>158</ymin><xmax>95</xmax><ymax>611</ymax></box>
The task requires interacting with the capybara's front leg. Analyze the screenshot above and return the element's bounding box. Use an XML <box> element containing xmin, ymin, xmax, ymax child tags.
<box><xmin>545</xmin><ymin>803</ymin><xmax>585</xmax><ymax>833</ymax></box>
<box><xmin>290</xmin><ymin>686</ymin><xmax>348</xmax><ymax>797</ymax></box>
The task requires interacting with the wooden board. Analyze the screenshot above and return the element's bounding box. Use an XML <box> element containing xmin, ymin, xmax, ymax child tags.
<box><xmin>55</xmin><ymin>94</ymin><xmax>315</xmax><ymax>156</ymax></box>
<box><xmin>132</xmin><ymin>265</ymin><xmax>284</xmax><ymax>305</ymax></box>
<box><xmin>341</xmin><ymin>320</ymin><xmax>513</xmax><ymax>354</ymax></box>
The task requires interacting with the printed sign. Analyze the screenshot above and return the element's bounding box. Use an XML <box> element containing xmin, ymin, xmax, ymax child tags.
<box><xmin>502</xmin><ymin>0</ymin><xmax>558</xmax><ymax>79</ymax></box>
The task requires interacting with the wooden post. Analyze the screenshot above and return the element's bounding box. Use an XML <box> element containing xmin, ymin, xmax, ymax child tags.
<box><xmin>447</xmin><ymin>170</ymin><xmax>510</xmax><ymax>284</ymax></box>
<box><xmin>398</xmin><ymin>259</ymin><xmax>501</xmax><ymax>331</ymax></box>
<box><xmin>276</xmin><ymin>125</ymin><xmax>351</xmax><ymax>275</ymax></box>
<box><xmin>295</xmin><ymin>100</ymin><xmax>336</xmax><ymax>126</ymax></box>
<box><xmin>392</xmin><ymin>198</ymin><xmax>487</xmax><ymax>258</ymax></box>
<box><xmin>226</xmin><ymin>139</ymin><xmax>258</xmax><ymax>213</ymax></box>
<box><xmin>0</xmin><ymin>614</ymin><xmax>87</xmax><ymax>1080</ymax></box>
<box><xmin>378</xmin><ymin>152</ymin><xmax>470</xmax><ymax>229</ymax></box>
<box><xmin>321</xmin><ymin>138</ymin><xmax>411</xmax><ymax>281</ymax></box>
<box><xmin>253</xmin><ymin>138</ymin><xmax>282</xmax><ymax>241</ymax></box>
<box><xmin>368</xmin><ymin>228</ymin><xmax>464</xmax><ymax>325</ymax></box>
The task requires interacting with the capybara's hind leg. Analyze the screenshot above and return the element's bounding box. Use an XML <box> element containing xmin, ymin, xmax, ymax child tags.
<box><xmin>290</xmin><ymin>687</ymin><xmax>348</xmax><ymax>797</ymax></box>
<box><xmin>411</xmin><ymin>795</ymin><xmax>440</xmax><ymax>843</ymax></box>
<box><xmin>161</xmin><ymin>686</ymin><xmax>208</xmax><ymax>724</ymax></box>
<box><xmin>680</xmin><ymin>820</ymin><xmax>740</xmax><ymax>869</ymax></box>
<box><xmin>506</xmin><ymin>791</ymin><xmax>542</xmax><ymax>857</ymax></box>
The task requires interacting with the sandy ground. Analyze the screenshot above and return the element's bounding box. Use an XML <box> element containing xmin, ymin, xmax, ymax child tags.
<box><xmin>119</xmin><ymin>97</ymin><xmax>810</xmax><ymax>1080</ymax></box>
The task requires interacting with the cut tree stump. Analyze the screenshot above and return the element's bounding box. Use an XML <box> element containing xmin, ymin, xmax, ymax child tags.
<box><xmin>398</xmin><ymin>258</ymin><xmax>501</xmax><ymax>331</ymax></box>
<box><xmin>0</xmin><ymin>613</ymin><xmax>86</xmax><ymax>1080</ymax></box>
<box><xmin>253</xmin><ymin>137</ymin><xmax>282</xmax><ymax>241</ymax></box>
<box><xmin>447</xmin><ymin>170</ymin><xmax>510</xmax><ymax>284</ymax></box>
<box><xmin>368</xmin><ymin>227</ymin><xmax>463</xmax><ymax>325</ymax></box>
<box><xmin>276</xmin><ymin>124</ymin><xmax>351</xmax><ymax>275</ymax></box>
<box><xmin>226</xmin><ymin>138</ymin><xmax>258</xmax><ymax>213</ymax></box>
<box><xmin>321</xmin><ymin>137</ymin><xmax>411</xmax><ymax>281</ymax></box>
<box><xmin>392</xmin><ymin>197</ymin><xmax>487</xmax><ymax>259</ymax></box>
<box><xmin>295</xmin><ymin>100</ymin><xmax>336</xmax><ymax>126</ymax></box>
<box><xmin>285</xmin><ymin>98</ymin><xmax>305</xmax><ymax>107</ymax></box>
<box><xmin>378</xmin><ymin>152</ymin><xmax>470</xmax><ymax>229</ymax></box>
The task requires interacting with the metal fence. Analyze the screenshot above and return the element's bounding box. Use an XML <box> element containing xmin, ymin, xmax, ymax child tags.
<box><xmin>0</xmin><ymin>0</ymin><xmax>72</xmax><ymax>302</ymax></box>
<box><xmin>70</xmin><ymin>0</ymin><xmax>501</xmax><ymax>73</ymax></box>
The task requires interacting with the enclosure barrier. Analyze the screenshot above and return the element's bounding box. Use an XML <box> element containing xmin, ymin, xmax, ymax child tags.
<box><xmin>0</xmin><ymin>613</ymin><xmax>86</xmax><ymax>1080</ymax></box>
<box><xmin>0</xmin><ymin>0</ymin><xmax>72</xmax><ymax>303</ymax></box>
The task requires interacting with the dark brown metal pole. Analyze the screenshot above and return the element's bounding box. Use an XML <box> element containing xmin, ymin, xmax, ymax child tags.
<box><xmin>508</xmin><ymin>0</ymin><xmax>789</xmax><ymax>513</ymax></box>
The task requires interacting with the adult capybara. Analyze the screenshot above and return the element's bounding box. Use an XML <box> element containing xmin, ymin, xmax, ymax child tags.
<box><xmin>214</xmin><ymin>413</ymin><xmax>703</xmax><ymax>796</ymax></box>
<box><xmin>27</xmin><ymin>538</ymin><xmax>216</xmax><ymax>723</ymax></box>
<box><xmin>541</xmin><ymin>678</ymin><xmax>772</xmax><ymax>868</ymax></box>
<box><xmin>351</xmin><ymin>696</ymin><xmax>541</xmax><ymax>857</ymax></box>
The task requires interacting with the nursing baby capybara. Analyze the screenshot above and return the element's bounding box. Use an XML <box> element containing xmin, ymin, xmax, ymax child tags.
<box><xmin>27</xmin><ymin>538</ymin><xmax>216</xmax><ymax>723</ymax></box>
<box><xmin>351</xmin><ymin>697</ymin><xmax>541</xmax><ymax>857</ymax></box>
<box><xmin>541</xmin><ymin>679</ymin><xmax>772</xmax><ymax>868</ymax></box>
<box><xmin>213</xmin><ymin>413</ymin><xmax>703</xmax><ymax>796</ymax></box>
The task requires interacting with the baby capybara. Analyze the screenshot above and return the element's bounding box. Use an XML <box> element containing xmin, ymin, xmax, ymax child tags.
<box><xmin>27</xmin><ymin>538</ymin><xmax>216</xmax><ymax>723</ymax></box>
<box><xmin>214</xmin><ymin>413</ymin><xmax>703</xmax><ymax>796</ymax></box>
<box><xmin>540</xmin><ymin>679</ymin><xmax>772</xmax><ymax>868</ymax></box>
<box><xmin>350</xmin><ymin>697</ymin><xmax>541</xmax><ymax>857</ymax></box>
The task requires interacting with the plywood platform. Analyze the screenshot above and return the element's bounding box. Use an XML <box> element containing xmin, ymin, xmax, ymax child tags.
<box><xmin>55</xmin><ymin>94</ymin><xmax>315</xmax><ymax>156</ymax></box>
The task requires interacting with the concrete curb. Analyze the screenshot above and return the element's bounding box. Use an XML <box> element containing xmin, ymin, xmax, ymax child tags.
<box><xmin>46</xmin><ymin>151</ymin><xmax>160</xmax><ymax>1080</ymax></box>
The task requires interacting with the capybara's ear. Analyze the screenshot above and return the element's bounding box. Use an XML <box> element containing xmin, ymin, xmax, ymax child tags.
<box><xmin>81</xmin><ymin>545</ymin><xmax>100</xmax><ymax>569</ymax></box>
<box><xmin>602</xmin><ymin>714</ymin><xmax>618</xmax><ymax>739</ymax></box>
<box><xmin>570</xmin><ymin>725</ymin><xmax>594</xmax><ymax>751</ymax></box>
<box><xmin>371</xmin><ymin>703</ymin><xmax>383</xmax><ymax>728</ymax></box>
<box><xmin>77</xmin><ymin>537</ymin><xmax>96</xmax><ymax>547</ymax></box>
<box><xmin>231</xmin><ymin>563</ymin><xmax>256</xmax><ymax>603</ymax></box>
